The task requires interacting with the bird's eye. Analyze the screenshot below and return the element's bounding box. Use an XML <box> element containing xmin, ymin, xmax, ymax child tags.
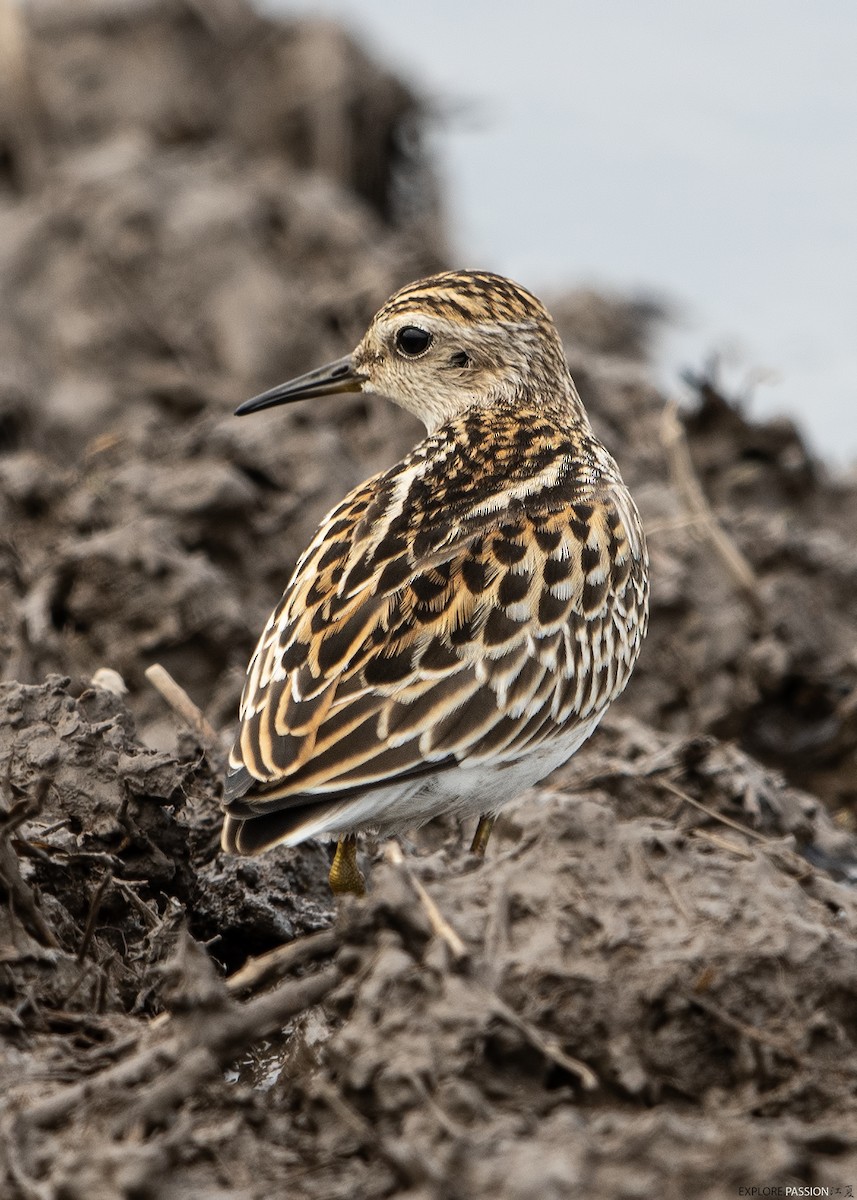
<box><xmin>395</xmin><ymin>326</ymin><xmax>432</xmax><ymax>357</ymax></box>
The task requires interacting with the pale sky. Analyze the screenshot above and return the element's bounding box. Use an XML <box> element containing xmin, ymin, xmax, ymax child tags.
<box><xmin>263</xmin><ymin>0</ymin><xmax>857</xmax><ymax>464</ymax></box>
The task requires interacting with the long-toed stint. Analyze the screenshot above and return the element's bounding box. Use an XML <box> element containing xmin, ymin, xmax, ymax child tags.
<box><xmin>221</xmin><ymin>271</ymin><xmax>649</xmax><ymax>896</ymax></box>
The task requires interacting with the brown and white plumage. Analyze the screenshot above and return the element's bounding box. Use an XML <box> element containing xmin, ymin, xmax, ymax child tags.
<box><xmin>222</xmin><ymin>271</ymin><xmax>649</xmax><ymax>867</ymax></box>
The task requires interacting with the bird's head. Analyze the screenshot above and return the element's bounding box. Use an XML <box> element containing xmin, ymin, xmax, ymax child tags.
<box><xmin>236</xmin><ymin>270</ymin><xmax>581</xmax><ymax>431</ymax></box>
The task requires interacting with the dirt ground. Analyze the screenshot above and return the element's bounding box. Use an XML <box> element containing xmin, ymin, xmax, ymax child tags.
<box><xmin>1</xmin><ymin>3</ymin><xmax>857</xmax><ymax>1198</ymax></box>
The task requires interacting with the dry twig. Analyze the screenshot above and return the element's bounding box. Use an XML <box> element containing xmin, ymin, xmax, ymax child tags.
<box><xmin>660</xmin><ymin>402</ymin><xmax>765</xmax><ymax>622</ymax></box>
<box><xmin>77</xmin><ymin>870</ymin><xmax>113</xmax><ymax>963</ymax></box>
<box><xmin>690</xmin><ymin>828</ymin><xmax>756</xmax><ymax>860</ymax></box>
<box><xmin>488</xmin><ymin>995</ymin><xmax>599</xmax><ymax>1090</ymax></box>
<box><xmin>687</xmin><ymin>992</ymin><xmax>802</xmax><ymax>1059</ymax></box>
<box><xmin>660</xmin><ymin>779</ymin><xmax>769</xmax><ymax>843</ymax></box>
<box><xmin>383</xmin><ymin>841</ymin><xmax>467</xmax><ymax>961</ymax></box>
<box><xmin>311</xmin><ymin>1078</ymin><xmax>441</xmax><ymax>1188</ymax></box>
<box><xmin>635</xmin><ymin>844</ymin><xmax>693</xmax><ymax>923</ymax></box>
<box><xmin>23</xmin><ymin>965</ymin><xmax>339</xmax><ymax>1131</ymax></box>
<box><xmin>383</xmin><ymin>844</ymin><xmax>598</xmax><ymax>1089</ymax></box>
<box><xmin>225</xmin><ymin>927</ymin><xmax>340</xmax><ymax>996</ymax></box>
<box><xmin>144</xmin><ymin>663</ymin><xmax>218</xmax><ymax>745</ymax></box>
<box><xmin>0</xmin><ymin>786</ymin><xmax>59</xmax><ymax>949</ymax></box>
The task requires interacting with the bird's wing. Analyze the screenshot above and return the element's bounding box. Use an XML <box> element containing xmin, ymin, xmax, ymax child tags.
<box><xmin>225</xmin><ymin>449</ymin><xmax>647</xmax><ymax>815</ymax></box>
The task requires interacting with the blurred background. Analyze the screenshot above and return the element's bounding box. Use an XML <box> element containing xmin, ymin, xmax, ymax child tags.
<box><xmin>267</xmin><ymin>0</ymin><xmax>857</xmax><ymax>464</ymax></box>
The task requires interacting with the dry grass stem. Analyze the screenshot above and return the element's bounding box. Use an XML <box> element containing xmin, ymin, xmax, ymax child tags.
<box><xmin>383</xmin><ymin>841</ymin><xmax>468</xmax><ymax>961</ymax></box>
<box><xmin>661</xmin><ymin>402</ymin><xmax>765</xmax><ymax>621</ymax></box>
<box><xmin>144</xmin><ymin>663</ymin><xmax>218</xmax><ymax>745</ymax></box>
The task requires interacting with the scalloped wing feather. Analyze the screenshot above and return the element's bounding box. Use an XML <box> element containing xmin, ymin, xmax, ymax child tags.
<box><xmin>225</xmin><ymin>406</ymin><xmax>648</xmax><ymax>824</ymax></box>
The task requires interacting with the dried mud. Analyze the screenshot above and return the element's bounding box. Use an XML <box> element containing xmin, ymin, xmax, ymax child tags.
<box><xmin>1</xmin><ymin>3</ymin><xmax>857</xmax><ymax>1198</ymax></box>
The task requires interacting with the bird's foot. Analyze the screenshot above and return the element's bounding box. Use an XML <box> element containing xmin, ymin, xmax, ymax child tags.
<box><xmin>469</xmin><ymin>814</ymin><xmax>496</xmax><ymax>857</ymax></box>
<box><xmin>329</xmin><ymin>834</ymin><xmax>366</xmax><ymax>897</ymax></box>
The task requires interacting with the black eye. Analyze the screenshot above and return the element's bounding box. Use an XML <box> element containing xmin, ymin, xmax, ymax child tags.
<box><xmin>395</xmin><ymin>326</ymin><xmax>432</xmax><ymax>357</ymax></box>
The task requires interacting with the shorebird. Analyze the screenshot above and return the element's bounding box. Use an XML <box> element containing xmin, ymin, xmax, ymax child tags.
<box><xmin>221</xmin><ymin>271</ymin><xmax>649</xmax><ymax>895</ymax></box>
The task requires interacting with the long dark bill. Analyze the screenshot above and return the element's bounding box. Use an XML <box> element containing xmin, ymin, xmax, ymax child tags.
<box><xmin>235</xmin><ymin>355</ymin><xmax>366</xmax><ymax>416</ymax></box>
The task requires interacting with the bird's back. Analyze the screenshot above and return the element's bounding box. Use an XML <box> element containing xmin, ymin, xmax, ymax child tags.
<box><xmin>222</xmin><ymin>398</ymin><xmax>648</xmax><ymax>854</ymax></box>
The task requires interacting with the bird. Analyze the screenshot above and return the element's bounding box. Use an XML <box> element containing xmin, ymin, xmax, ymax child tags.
<box><xmin>221</xmin><ymin>270</ymin><xmax>649</xmax><ymax>896</ymax></box>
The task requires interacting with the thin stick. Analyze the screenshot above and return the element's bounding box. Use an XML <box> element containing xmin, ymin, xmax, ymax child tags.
<box><xmin>660</xmin><ymin>402</ymin><xmax>765</xmax><ymax>621</ymax></box>
<box><xmin>659</xmin><ymin>779</ymin><xmax>769</xmax><ymax>843</ymax></box>
<box><xmin>687</xmin><ymin>992</ymin><xmax>802</xmax><ymax>1058</ymax></box>
<box><xmin>636</xmin><ymin>844</ymin><xmax>692</xmax><ymax>923</ymax></box>
<box><xmin>24</xmin><ymin>966</ymin><xmax>339</xmax><ymax>1130</ymax></box>
<box><xmin>690</xmin><ymin>828</ymin><xmax>755</xmax><ymax>860</ymax></box>
<box><xmin>144</xmin><ymin>663</ymin><xmax>218</xmax><ymax>745</ymax></box>
<box><xmin>225</xmin><ymin>928</ymin><xmax>340</xmax><ymax>996</ymax></box>
<box><xmin>379</xmin><ymin>846</ymin><xmax>597</xmax><ymax>1086</ymax></box>
<box><xmin>311</xmin><ymin>1078</ymin><xmax>441</xmax><ymax>1188</ymax></box>
<box><xmin>383</xmin><ymin>842</ymin><xmax>467</xmax><ymax>961</ymax></box>
<box><xmin>76</xmin><ymin>870</ymin><xmax>113</xmax><ymax>963</ymax></box>
<box><xmin>488</xmin><ymin>995</ymin><xmax>599</xmax><ymax>1090</ymax></box>
<box><xmin>0</xmin><ymin>785</ymin><xmax>59</xmax><ymax>950</ymax></box>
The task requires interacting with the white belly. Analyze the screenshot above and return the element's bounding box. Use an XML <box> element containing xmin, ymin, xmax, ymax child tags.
<box><xmin>282</xmin><ymin>713</ymin><xmax>604</xmax><ymax>844</ymax></box>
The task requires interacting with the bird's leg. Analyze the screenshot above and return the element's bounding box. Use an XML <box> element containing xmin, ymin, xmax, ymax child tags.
<box><xmin>469</xmin><ymin>814</ymin><xmax>496</xmax><ymax>857</ymax></box>
<box><xmin>329</xmin><ymin>834</ymin><xmax>366</xmax><ymax>897</ymax></box>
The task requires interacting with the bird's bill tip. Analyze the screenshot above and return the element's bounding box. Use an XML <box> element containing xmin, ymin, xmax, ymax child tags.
<box><xmin>235</xmin><ymin>355</ymin><xmax>366</xmax><ymax>416</ymax></box>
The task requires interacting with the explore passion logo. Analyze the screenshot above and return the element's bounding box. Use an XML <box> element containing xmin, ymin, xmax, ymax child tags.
<box><xmin>737</xmin><ymin>1190</ymin><xmax>853</xmax><ymax>1198</ymax></box>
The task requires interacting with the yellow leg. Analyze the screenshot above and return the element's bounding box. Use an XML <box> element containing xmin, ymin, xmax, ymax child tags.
<box><xmin>469</xmin><ymin>814</ymin><xmax>496</xmax><ymax>857</ymax></box>
<box><xmin>329</xmin><ymin>834</ymin><xmax>366</xmax><ymax>897</ymax></box>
